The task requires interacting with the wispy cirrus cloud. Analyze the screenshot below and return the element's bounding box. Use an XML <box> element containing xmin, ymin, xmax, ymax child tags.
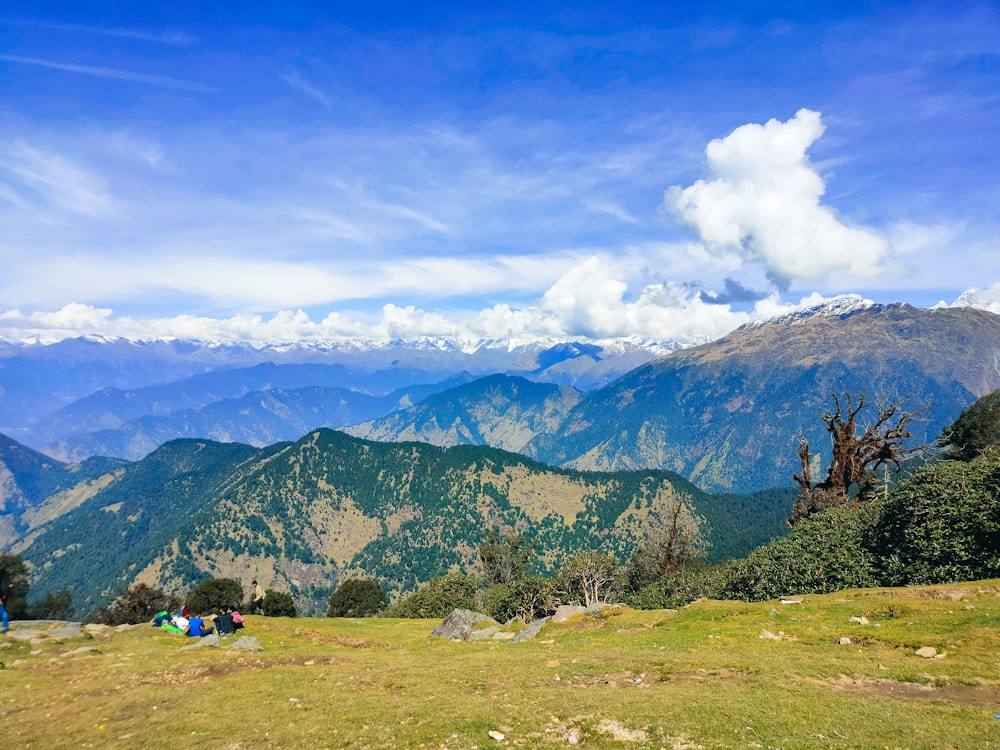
<box><xmin>3</xmin><ymin>18</ymin><xmax>197</xmax><ymax>45</ymax></box>
<box><xmin>279</xmin><ymin>70</ymin><xmax>333</xmax><ymax>109</ymax></box>
<box><xmin>0</xmin><ymin>54</ymin><xmax>214</xmax><ymax>92</ymax></box>
<box><xmin>0</xmin><ymin>140</ymin><xmax>112</xmax><ymax>215</ymax></box>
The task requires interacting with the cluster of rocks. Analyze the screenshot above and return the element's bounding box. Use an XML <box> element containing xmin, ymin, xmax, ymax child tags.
<box><xmin>428</xmin><ymin>604</ymin><xmax>621</xmax><ymax>643</ymax></box>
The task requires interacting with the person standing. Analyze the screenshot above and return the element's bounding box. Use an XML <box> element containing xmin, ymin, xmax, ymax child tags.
<box><xmin>0</xmin><ymin>568</ymin><xmax>12</xmax><ymax>634</ymax></box>
<box><xmin>249</xmin><ymin>580</ymin><xmax>266</xmax><ymax>614</ymax></box>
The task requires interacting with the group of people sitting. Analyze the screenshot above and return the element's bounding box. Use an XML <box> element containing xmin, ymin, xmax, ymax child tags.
<box><xmin>152</xmin><ymin>605</ymin><xmax>245</xmax><ymax>637</ymax></box>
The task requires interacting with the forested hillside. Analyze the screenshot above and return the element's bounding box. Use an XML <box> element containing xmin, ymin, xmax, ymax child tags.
<box><xmin>8</xmin><ymin>429</ymin><xmax>792</xmax><ymax>615</ymax></box>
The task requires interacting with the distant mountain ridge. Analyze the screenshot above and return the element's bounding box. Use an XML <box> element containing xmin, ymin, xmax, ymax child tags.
<box><xmin>0</xmin><ymin>337</ymin><xmax>663</xmax><ymax>447</ymax></box>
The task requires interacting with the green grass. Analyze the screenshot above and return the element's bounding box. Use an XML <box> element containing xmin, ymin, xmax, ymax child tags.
<box><xmin>3</xmin><ymin>581</ymin><xmax>1000</xmax><ymax>749</ymax></box>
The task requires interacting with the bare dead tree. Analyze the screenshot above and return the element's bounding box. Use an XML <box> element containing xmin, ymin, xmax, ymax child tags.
<box><xmin>789</xmin><ymin>391</ymin><xmax>927</xmax><ymax>525</ymax></box>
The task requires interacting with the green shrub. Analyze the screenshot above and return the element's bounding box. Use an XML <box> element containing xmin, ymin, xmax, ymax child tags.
<box><xmin>185</xmin><ymin>578</ymin><xmax>244</xmax><ymax>614</ymax></box>
<box><xmin>721</xmin><ymin>505</ymin><xmax>880</xmax><ymax>601</ymax></box>
<box><xmin>28</xmin><ymin>589</ymin><xmax>74</xmax><ymax>620</ymax></box>
<box><xmin>480</xmin><ymin>576</ymin><xmax>557</xmax><ymax>622</ymax></box>
<box><xmin>88</xmin><ymin>583</ymin><xmax>181</xmax><ymax>625</ymax></box>
<box><xmin>869</xmin><ymin>450</ymin><xmax>1000</xmax><ymax>585</ymax></box>
<box><xmin>623</xmin><ymin>562</ymin><xmax>729</xmax><ymax>610</ymax></box>
<box><xmin>261</xmin><ymin>590</ymin><xmax>297</xmax><ymax>617</ymax></box>
<box><xmin>384</xmin><ymin>574</ymin><xmax>480</xmax><ymax>619</ymax></box>
<box><xmin>327</xmin><ymin>579</ymin><xmax>387</xmax><ymax>617</ymax></box>
<box><xmin>940</xmin><ymin>391</ymin><xmax>1000</xmax><ymax>461</ymax></box>
<box><xmin>478</xmin><ymin>583</ymin><xmax>517</xmax><ymax>621</ymax></box>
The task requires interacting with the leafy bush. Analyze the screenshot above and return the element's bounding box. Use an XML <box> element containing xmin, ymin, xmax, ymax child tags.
<box><xmin>88</xmin><ymin>583</ymin><xmax>182</xmax><ymax>625</ymax></box>
<box><xmin>478</xmin><ymin>583</ymin><xmax>517</xmax><ymax>621</ymax></box>
<box><xmin>721</xmin><ymin>505</ymin><xmax>880</xmax><ymax>601</ymax></box>
<box><xmin>384</xmin><ymin>574</ymin><xmax>480</xmax><ymax>619</ymax></box>
<box><xmin>480</xmin><ymin>576</ymin><xmax>557</xmax><ymax>623</ymax></box>
<box><xmin>28</xmin><ymin>589</ymin><xmax>74</xmax><ymax>620</ymax></box>
<box><xmin>623</xmin><ymin>562</ymin><xmax>730</xmax><ymax>610</ymax></box>
<box><xmin>940</xmin><ymin>390</ymin><xmax>1000</xmax><ymax>461</ymax></box>
<box><xmin>869</xmin><ymin>450</ymin><xmax>1000</xmax><ymax>585</ymax></box>
<box><xmin>185</xmin><ymin>578</ymin><xmax>244</xmax><ymax>614</ymax></box>
<box><xmin>327</xmin><ymin>579</ymin><xmax>387</xmax><ymax>617</ymax></box>
<box><xmin>261</xmin><ymin>590</ymin><xmax>298</xmax><ymax>617</ymax></box>
<box><xmin>556</xmin><ymin>551</ymin><xmax>621</xmax><ymax>607</ymax></box>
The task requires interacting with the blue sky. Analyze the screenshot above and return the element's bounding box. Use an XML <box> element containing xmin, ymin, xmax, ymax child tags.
<box><xmin>1</xmin><ymin>1</ymin><xmax>998</xmax><ymax>345</ymax></box>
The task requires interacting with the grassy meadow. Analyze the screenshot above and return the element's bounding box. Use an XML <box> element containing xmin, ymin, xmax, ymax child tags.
<box><xmin>2</xmin><ymin>581</ymin><xmax>999</xmax><ymax>749</ymax></box>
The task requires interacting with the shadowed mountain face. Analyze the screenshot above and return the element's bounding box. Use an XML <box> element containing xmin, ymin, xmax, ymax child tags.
<box><xmin>351</xmin><ymin>303</ymin><xmax>1000</xmax><ymax>493</ymax></box>
<box><xmin>6</xmin><ymin>429</ymin><xmax>793</xmax><ymax>615</ymax></box>
<box><xmin>0</xmin><ymin>434</ymin><xmax>126</xmax><ymax>548</ymax></box>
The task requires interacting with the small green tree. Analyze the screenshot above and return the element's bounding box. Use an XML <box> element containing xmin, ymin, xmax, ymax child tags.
<box><xmin>384</xmin><ymin>574</ymin><xmax>480</xmax><ymax>619</ymax></box>
<box><xmin>556</xmin><ymin>551</ymin><xmax>620</xmax><ymax>607</ymax></box>
<box><xmin>327</xmin><ymin>579</ymin><xmax>387</xmax><ymax>617</ymax></box>
<box><xmin>28</xmin><ymin>589</ymin><xmax>74</xmax><ymax>620</ymax></box>
<box><xmin>88</xmin><ymin>583</ymin><xmax>182</xmax><ymax>625</ymax></box>
<box><xmin>480</xmin><ymin>575</ymin><xmax>557</xmax><ymax>623</ymax></box>
<box><xmin>186</xmin><ymin>578</ymin><xmax>244</xmax><ymax>614</ymax></box>
<box><xmin>477</xmin><ymin>530</ymin><xmax>537</xmax><ymax>586</ymax></box>
<box><xmin>261</xmin><ymin>590</ymin><xmax>297</xmax><ymax>617</ymax></box>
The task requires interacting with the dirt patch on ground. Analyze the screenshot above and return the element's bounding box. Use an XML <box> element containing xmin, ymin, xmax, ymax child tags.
<box><xmin>290</xmin><ymin>627</ymin><xmax>388</xmax><ymax>649</ymax></box>
<box><xmin>826</xmin><ymin>675</ymin><xmax>1000</xmax><ymax>708</ymax></box>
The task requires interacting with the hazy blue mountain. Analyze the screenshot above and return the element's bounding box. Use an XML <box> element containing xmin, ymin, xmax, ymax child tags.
<box><xmin>42</xmin><ymin>377</ymin><xmax>474</xmax><ymax>461</ymax></box>
<box><xmin>31</xmin><ymin>365</ymin><xmax>480</xmax><ymax>461</ymax></box>
<box><xmin>346</xmin><ymin>374</ymin><xmax>582</xmax><ymax>453</ymax></box>
<box><xmin>3</xmin><ymin>338</ymin><xmax>661</xmax><ymax>445</ymax></box>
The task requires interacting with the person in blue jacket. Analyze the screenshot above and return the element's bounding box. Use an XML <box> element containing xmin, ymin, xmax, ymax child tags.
<box><xmin>187</xmin><ymin>614</ymin><xmax>215</xmax><ymax>637</ymax></box>
<box><xmin>0</xmin><ymin>568</ymin><xmax>12</xmax><ymax>634</ymax></box>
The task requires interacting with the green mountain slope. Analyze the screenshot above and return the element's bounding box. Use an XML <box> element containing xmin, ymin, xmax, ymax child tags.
<box><xmin>14</xmin><ymin>429</ymin><xmax>792</xmax><ymax>615</ymax></box>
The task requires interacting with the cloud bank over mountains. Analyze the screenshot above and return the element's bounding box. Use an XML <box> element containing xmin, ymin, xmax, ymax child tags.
<box><xmin>1</xmin><ymin>107</ymin><xmax>996</xmax><ymax>347</ymax></box>
<box><xmin>2</xmin><ymin>5</ymin><xmax>998</xmax><ymax>350</ymax></box>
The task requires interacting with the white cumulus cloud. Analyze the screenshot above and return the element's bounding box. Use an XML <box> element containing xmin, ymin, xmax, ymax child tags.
<box><xmin>664</xmin><ymin>109</ymin><xmax>889</xmax><ymax>284</ymax></box>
